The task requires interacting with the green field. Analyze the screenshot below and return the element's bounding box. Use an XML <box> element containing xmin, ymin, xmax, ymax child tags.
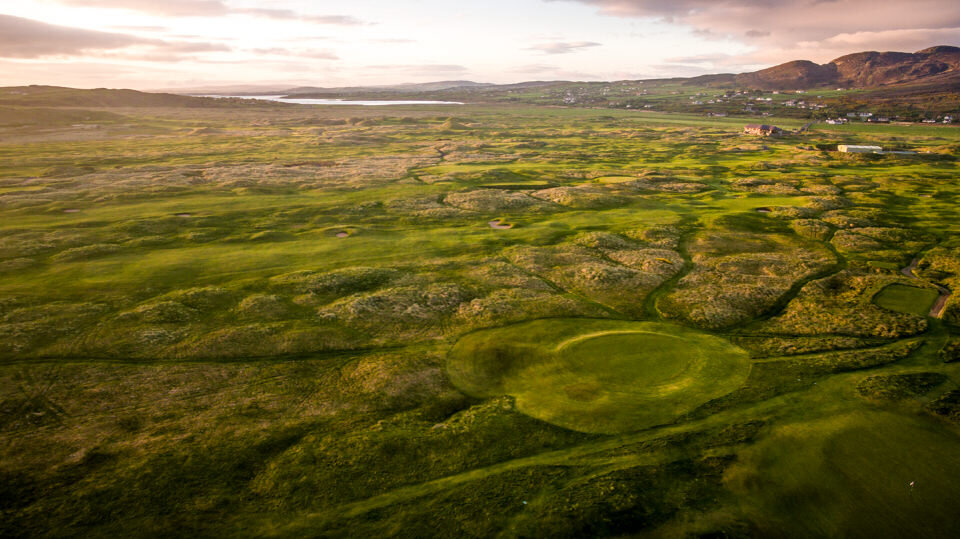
<box><xmin>2</xmin><ymin>102</ymin><xmax>960</xmax><ymax>536</ymax></box>
<box><xmin>874</xmin><ymin>284</ymin><xmax>940</xmax><ymax>316</ymax></box>
<box><xmin>448</xmin><ymin>319</ymin><xmax>751</xmax><ymax>433</ymax></box>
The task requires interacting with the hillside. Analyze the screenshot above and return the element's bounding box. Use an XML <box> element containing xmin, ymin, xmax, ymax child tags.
<box><xmin>9</xmin><ymin>46</ymin><xmax>959</xmax><ymax>114</ymax></box>
<box><xmin>729</xmin><ymin>46</ymin><xmax>960</xmax><ymax>90</ymax></box>
<box><xmin>734</xmin><ymin>60</ymin><xmax>840</xmax><ymax>89</ymax></box>
<box><xmin>274</xmin><ymin>46</ymin><xmax>960</xmax><ymax>111</ymax></box>
<box><xmin>0</xmin><ymin>86</ymin><xmax>286</xmax><ymax>108</ymax></box>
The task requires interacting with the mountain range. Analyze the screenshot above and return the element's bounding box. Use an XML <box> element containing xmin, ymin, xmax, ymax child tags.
<box><xmin>2</xmin><ymin>46</ymin><xmax>958</xmax><ymax>108</ymax></box>
<box><xmin>687</xmin><ymin>46</ymin><xmax>960</xmax><ymax>90</ymax></box>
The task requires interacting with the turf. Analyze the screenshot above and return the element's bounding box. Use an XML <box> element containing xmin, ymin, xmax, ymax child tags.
<box><xmin>728</xmin><ymin>411</ymin><xmax>960</xmax><ymax>538</ymax></box>
<box><xmin>448</xmin><ymin>319</ymin><xmax>751</xmax><ymax>433</ymax></box>
<box><xmin>873</xmin><ymin>284</ymin><xmax>940</xmax><ymax>316</ymax></box>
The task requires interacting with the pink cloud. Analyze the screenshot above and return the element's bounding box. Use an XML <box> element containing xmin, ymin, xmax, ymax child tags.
<box><xmin>0</xmin><ymin>14</ymin><xmax>229</xmax><ymax>60</ymax></box>
<box><xmin>557</xmin><ymin>0</ymin><xmax>960</xmax><ymax>65</ymax></box>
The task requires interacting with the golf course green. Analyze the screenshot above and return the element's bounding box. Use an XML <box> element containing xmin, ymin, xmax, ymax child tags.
<box><xmin>873</xmin><ymin>284</ymin><xmax>940</xmax><ymax>316</ymax></box>
<box><xmin>447</xmin><ymin>318</ymin><xmax>752</xmax><ymax>433</ymax></box>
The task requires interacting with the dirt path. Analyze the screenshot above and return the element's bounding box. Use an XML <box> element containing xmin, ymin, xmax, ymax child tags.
<box><xmin>901</xmin><ymin>257</ymin><xmax>921</xmax><ymax>279</ymax></box>
<box><xmin>930</xmin><ymin>292</ymin><xmax>951</xmax><ymax>319</ymax></box>
<box><xmin>900</xmin><ymin>257</ymin><xmax>952</xmax><ymax>318</ymax></box>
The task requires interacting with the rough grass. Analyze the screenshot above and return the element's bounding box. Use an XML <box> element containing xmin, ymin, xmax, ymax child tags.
<box><xmin>2</xmin><ymin>102</ymin><xmax>960</xmax><ymax>536</ymax></box>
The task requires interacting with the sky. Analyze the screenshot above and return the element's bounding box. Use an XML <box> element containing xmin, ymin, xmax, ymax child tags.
<box><xmin>1</xmin><ymin>0</ymin><xmax>959</xmax><ymax>90</ymax></box>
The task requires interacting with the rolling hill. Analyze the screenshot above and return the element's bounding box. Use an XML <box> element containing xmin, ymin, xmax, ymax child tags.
<box><xmin>5</xmin><ymin>46</ymin><xmax>959</xmax><ymax>111</ymax></box>
<box><xmin>721</xmin><ymin>46</ymin><xmax>960</xmax><ymax>90</ymax></box>
<box><xmin>0</xmin><ymin>86</ymin><xmax>286</xmax><ymax>108</ymax></box>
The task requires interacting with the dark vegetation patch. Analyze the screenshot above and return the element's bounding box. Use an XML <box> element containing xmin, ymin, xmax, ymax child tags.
<box><xmin>940</xmin><ymin>337</ymin><xmax>960</xmax><ymax>363</ymax></box>
<box><xmin>856</xmin><ymin>373</ymin><xmax>948</xmax><ymax>400</ymax></box>
<box><xmin>925</xmin><ymin>390</ymin><xmax>960</xmax><ymax>423</ymax></box>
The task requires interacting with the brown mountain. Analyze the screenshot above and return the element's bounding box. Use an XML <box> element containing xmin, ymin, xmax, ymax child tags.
<box><xmin>727</xmin><ymin>45</ymin><xmax>960</xmax><ymax>90</ymax></box>
<box><xmin>735</xmin><ymin>60</ymin><xmax>840</xmax><ymax>89</ymax></box>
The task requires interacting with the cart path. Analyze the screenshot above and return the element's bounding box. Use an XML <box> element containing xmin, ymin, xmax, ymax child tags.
<box><xmin>901</xmin><ymin>257</ymin><xmax>951</xmax><ymax>318</ymax></box>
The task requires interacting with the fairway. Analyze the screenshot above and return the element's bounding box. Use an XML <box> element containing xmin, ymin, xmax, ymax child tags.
<box><xmin>447</xmin><ymin>318</ymin><xmax>752</xmax><ymax>433</ymax></box>
<box><xmin>873</xmin><ymin>284</ymin><xmax>939</xmax><ymax>316</ymax></box>
<box><xmin>729</xmin><ymin>411</ymin><xmax>960</xmax><ymax>538</ymax></box>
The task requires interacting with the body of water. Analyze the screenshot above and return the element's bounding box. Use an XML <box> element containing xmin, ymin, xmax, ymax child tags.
<box><xmin>201</xmin><ymin>95</ymin><xmax>463</xmax><ymax>106</ymax></box>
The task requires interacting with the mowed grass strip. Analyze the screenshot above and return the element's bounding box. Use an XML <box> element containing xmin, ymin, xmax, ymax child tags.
<box><xmin>447</xmin><ymin>318</ymin><xmax>751</xmax><ymax>434</ymax></box>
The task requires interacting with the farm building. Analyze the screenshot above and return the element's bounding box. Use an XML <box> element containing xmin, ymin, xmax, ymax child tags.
<box><xmin>743</xmin><ymin>124</ymin><xmax>783</xmax><ymax>136</ymax></box>
<box><xmin>838</xmin><ymin>145</ymin><xmax>882</xmax><ymax>153</ymax></box>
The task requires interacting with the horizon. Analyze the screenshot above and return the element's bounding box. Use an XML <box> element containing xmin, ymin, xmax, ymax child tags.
<box><xmin>2</xmin><ymin>0</ymin><xmax>959</xmax><ymax>90</ymax></box>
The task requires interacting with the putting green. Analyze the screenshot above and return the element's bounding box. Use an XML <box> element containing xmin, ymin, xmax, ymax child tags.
<box><xmin>873</xmin><ymin>284</ymin><xmax>939</xmax><ymax>317</ymax></box>
<box><xmin>447</xmin><ymin>318</ymin><xmax>751</xmax><ymax>434</ymax></box>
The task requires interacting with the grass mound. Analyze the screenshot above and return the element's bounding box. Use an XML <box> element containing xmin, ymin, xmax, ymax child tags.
<box><xmin>447</xmin><ymin>318</ymin><xmax>751</xmax><ymax>434</ymax></box>
<box><xmin>856</xmin><ymin>373</ymin><xmax>947</xmax><ymax>401</ymax></box>
<box><xmin>440</xmin><ymin>118</ymin><xmax>469</xmax><ymax>130</ymax></box>
<box><xmin>873</xmin><ymin>284</ymin><xmax>939</xmax><ymax>316</ymax></box>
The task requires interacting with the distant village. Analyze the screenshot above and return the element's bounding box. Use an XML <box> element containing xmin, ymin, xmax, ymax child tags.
<box><xmin>740</xmin><ymin>124</ymin><xmax>918</xmax><ymax>155</ymax></box>
<box><xmin>525</xmin><ymin>81</ymin><xmax>957</xmax><ymax>125</ymax></box>
<box><xmin>689</xmin><ymin>89</ymin><xmax>957</xmax><ymax>125</ymax></box>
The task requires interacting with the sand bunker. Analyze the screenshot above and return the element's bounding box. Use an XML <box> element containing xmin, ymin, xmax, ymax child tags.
<box><xmin>488</xmin><ymin>219</ymin><xmax>514</xmax><ymax>229</ymax></box>
<box><xmin>63</xmin><ymin>209</ymin><xmax>80</xmax><ymax>213</ymax></box>
<box><xmin>336</xmin><ymin>232</ymin><xmax>350</xmax><ymax>238</ymax></box>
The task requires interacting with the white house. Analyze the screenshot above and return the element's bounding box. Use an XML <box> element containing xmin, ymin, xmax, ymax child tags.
<box><xmin>838</xmin><ymin>145</ymin><xmax>882</xmax><ymax>153</ymax></box>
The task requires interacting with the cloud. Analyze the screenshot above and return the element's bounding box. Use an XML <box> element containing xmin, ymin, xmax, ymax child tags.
<box><xmin>807</xmin><ymin>27</ymin><xmax>960</xmax><ymax>52</ymax></box>
<box><xmin>109</xmin><ymin>25</ymin><xmax>169</xmax><ymax>32</ymax></box>
<box><xmin>53</xmin><ymin>0</ymin><xmax>367</xmax><ymax>25</ymax></box>
<box><xmin>648</xmin><ymin>63</ymin><xmax>725</xmax><ymax>77</ymax></box>
<box><xmin>53</xmin><ymin>0</ymin><xmax>230</xmax><ymax>16</ymax></box>
<box><xmin>508</xmin><ymin>64</ymin><xmax>603</xmax><ymax>80</ymax></box>
<box><xmin>239</xmin><ymin>8</ymin><xmax>365</xmax><ymax>25</ymax></box>
<box><xmin>0</xmin><ymin>14</ymin><xmax>228</xmax><ymax>60</ymax></box>
<box><xmin>510</xmin><ymin>64</ymin><xmax>560</xmax><ymax>73</ymax></box>
<box><xmin>664</xmin><ymin>54</ymin><xmax>732</xmax><ymax>65</ymax></box>
<box><xmin>369</xmin><ymin>64</ymin><xmax>469</xmax><ymax>72</ymax></box>
<box><xmin>300</xmin><ymin>15</ymin><xmax>364</xmax><ymax>26</ymax></box>
<box><xmin>528</xmin><ymin>41</ymin><xmax>602</xmax><ymax>54</ymax></box>
<box><xmin>557</xmin><ymin>0</ymin><xmax>960</xmax><ymax>35</ymax></box>
<box><xmin>0</xmin><ymin>13</ymin><xmax>152</xmax><ymax>57</ymax></box>
<box><xmin>365</xmin><ymin>64</ymin><xmax>470</xmax><ymax>77</ymax></box>
<box><xmin>556</xmin><ymin>0</ymin><xmax>960</xmax><ymax>62</ymax></box>
<box><xmin>251</xmin><ymin>48</ymin><xmax>339</xmax><ymax>60</ymax></box>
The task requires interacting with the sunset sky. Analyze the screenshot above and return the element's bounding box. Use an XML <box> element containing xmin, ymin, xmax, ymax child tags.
<box><xmin>2</xmin><ymin>0</ymin><xmax>959</xmax><ymax>89</ymax></box>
